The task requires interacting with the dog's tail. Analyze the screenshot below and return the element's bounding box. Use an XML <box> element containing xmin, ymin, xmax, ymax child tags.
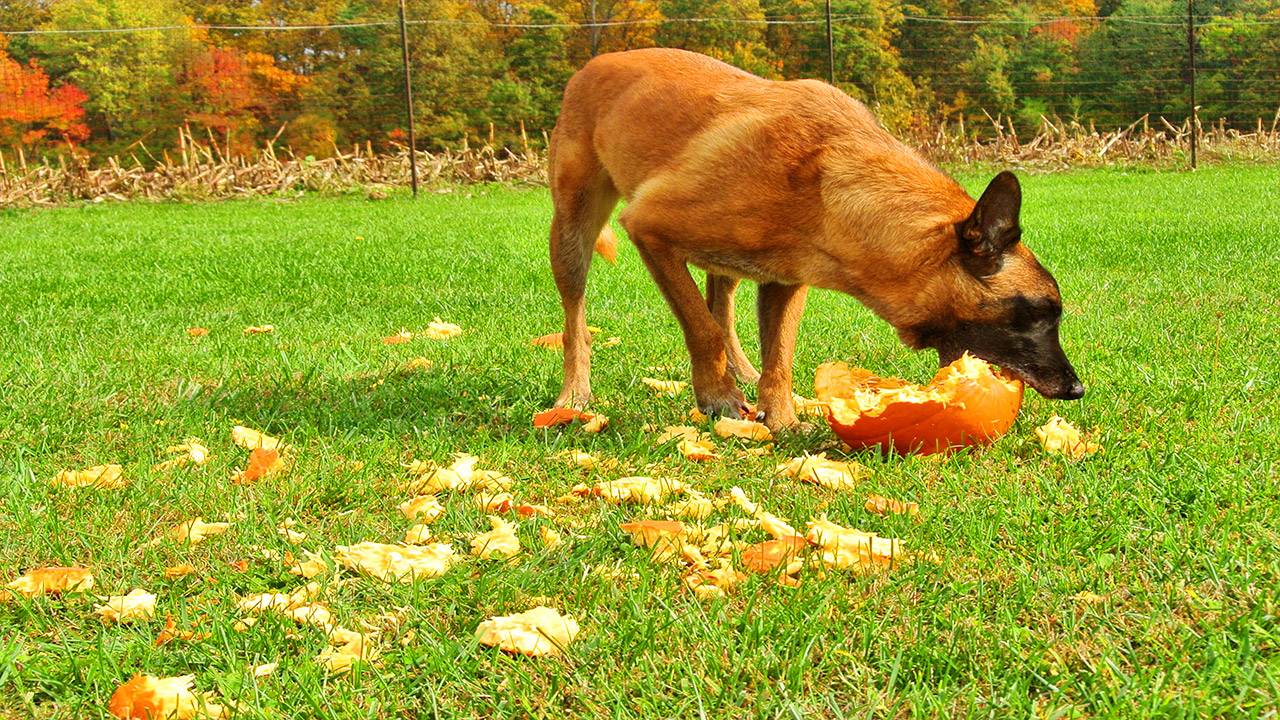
<box><xmin>593</xmin><ymin>225</ymin><xmax>618</xmax><ymax>265</ymax></box>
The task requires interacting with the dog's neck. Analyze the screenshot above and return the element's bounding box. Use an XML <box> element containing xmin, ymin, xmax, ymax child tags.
<box><xmin>816</xmin><ymin>142</ymin><xmax>976</xmax><ymax>329</ymax></box>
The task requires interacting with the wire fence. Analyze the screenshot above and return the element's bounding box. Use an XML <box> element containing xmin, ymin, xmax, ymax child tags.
<box><xmin>0</xmin><ymin>1</ymin><xmax>1277</xmax><ymax>196</ymax></box>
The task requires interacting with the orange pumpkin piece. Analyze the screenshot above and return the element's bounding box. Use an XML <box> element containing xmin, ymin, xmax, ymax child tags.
<box><xmin>683</xmin><ymin>565</ymin><xmax>747</xmax><ymax>600</ymax></box>
<box><xmin>531</xmin><ymin>332</ymin><xmax>564</xmax><ymax>349</ymax></box>
<box><xmin>533</xmin><ymin>407</ymin><xmax>585</xmax><ymax>427</ymax></box>
<box><xmin>163</xmin><ymin>564</ymin><xmax>196</xmax><ymax>580</ymax></box>
<box><xmin>532</xmin><ymin>327</ymin><xmax>603</xmax><ymax>350</ymax></box>
<box><xmin>231</xmin><ymin>448</ymin><xmax>283</xmax><ymax>485</ymax></box>
<box><xmin>539</xmin><ymin>526</ymin><xmax>563</xmax><ymax>549</ymax></box>
<box><xmin>656</xmin><ymin>425</ymin><xmax>701</xmax><ymax>444</ymax></box>
<box><xmin>166</xmin><ymin>518</ymin><xmax>231</xmax><ymax>545</ymax></box>
<box><xmin>52</xmin><ymin>464</ymin><xmax>126</xmax><ymax>489</ymax></box>
<box><xmin>594</xmin><ymin>477</ymin><xmax>686</xmax><ymax>505</ymax></box>
<box><xmin>678</xmin><ymin>437</ymin><xmax>718</xmax><ymax>462</ymax></box>
<box><xmin>741</xmin><ymin>537</ymin><xmax>809</xmax><ymax>574</ymax></box>
<box><xmin>776</xmin><ymin>453</ymin><xmax>866</xmax><ymax>491</ymax></box>
<box><xmin>641</xmin><ymin>377</ymin><xmax>687</xmax><ymax>396</ymax></box>
<box><xmin>532</xmin><ymin>408</ymin><xmax>607</xmax><ymax>433</ymax></box>
<box><xmin>186</xmin><ymin>327</ymin><xmax>209</xmax><ymax>338</ymax></box>
<box><xmin>108</xmin><ymin>674</ymin><xmax>223</xmax><ymax>719</ymax></box>
<box><xmin>335</xmin><ymin>541</ymin><xmax>454</xmax><ymax>582</ymax></box>
<box><xmin>806</xmin><ymin>517</ymin><xmax>904</xmax><ymax>572</ymax></box>
<box><xmin>515</xmin><ymin>503</ymin><xmax>554</xmax><ymax>518</ymax></box>
<box><xmin>865</xmin><ymin>494</ymin><xmax>920</xmax><ymax>517</ymax></box>
<box><xmin>154</xmin><ymin>615</ymin><xmax>209</xmax><ymax>646</ymax></box>
<box><xmin>94</xmin><ymin>588</ymin><xmax>157</xmax><ymax>624</ymax></box>
<box><xmin>317</xmin><ymin>627</ymin><xmax>377</xmax><ymax>673</ymax></box>
<box><xmin>471</xmin><ymin>516</ymin><xmax>521</xmax><ymax>559</ymax></box>
<box><xmin>713</xmin><ymin>417</ymin><xmax>773</xmax><ymax>441</ymax></box>
<box><xmin>816</xmin><ymin>353</ymin><xmax>1023</xmax><ymax>455</ymax></box>
<box><xmin>5</xmin><ymin>566</ymin><xmax>95</xmax><ymax>598</ymax></box>
<box><xmin>475</xmin><ymin>606</ymin><xmax>580</xmax><ymax>656</ymax></box>
<box><xmin>474</xmin><ymin>490</ymin><xmax>514</xmax><ymax>513</ymax></box>
<box><xmin>421</xmin><ymin>318</ymin><xmax>462</xmax><ymax>340</ymax></box>
<box><xmin>230</xmin><ymin>425</ymin><xmax>281</xmax><ymax>451</ymax></box>
<box><xmin>383</xmin><ymin>329</ymin><xmax>413</xmax><ymax>345</ymax></box>
<box><xmin>619</xmin><ymin>520</ymin><xmax>687</xmax><ymax>547</ymax></box>
<box><xmin>1035</xmin><ymin>416</ymin><xmax>1101</xmax><ymax>459</ymax></box>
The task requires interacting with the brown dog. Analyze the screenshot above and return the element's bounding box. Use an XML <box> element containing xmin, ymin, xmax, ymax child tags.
<box><xmin>548</xmin><ymin>48</ymin><xmax>1084</xmax><ymax>429</ymax></box>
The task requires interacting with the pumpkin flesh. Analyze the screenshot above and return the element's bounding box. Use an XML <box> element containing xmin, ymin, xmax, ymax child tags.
<box><xmin>816</xmin><ymin>353</ymin><xmax>1023</xmax><ymax>455</ymax></box>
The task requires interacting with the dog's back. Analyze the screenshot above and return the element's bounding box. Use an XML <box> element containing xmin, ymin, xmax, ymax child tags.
<box><xmin>554</xmin><ymin>48</ymin><xmax>898</xmax><ymax>201</ymax></box>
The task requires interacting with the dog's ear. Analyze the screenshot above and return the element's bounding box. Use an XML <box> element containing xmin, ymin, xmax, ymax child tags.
<box><xmin>957</xmin><ymin>171</ymin><xmax>1022</xmax><ymax>273</ymax></box>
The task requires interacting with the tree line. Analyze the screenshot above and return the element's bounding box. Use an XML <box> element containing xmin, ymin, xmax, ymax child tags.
<box><xmin>0</xmin><ymin>0</ymin><xmax>1277</xmax><ymax>158</ymax></box>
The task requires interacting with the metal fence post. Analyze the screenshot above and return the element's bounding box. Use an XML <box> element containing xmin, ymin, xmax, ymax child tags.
<box><xmin>825</xmin><ymin>0</ymin><xmax>835</xmax><ymax>85</ymax></box>
<box><xmin>590</xmin><ymin>0</ymin><xmax>601</xmax><ymax>57</ymax></box>
<box><xmin>1187</xmin><ymin>0</ymin><xmax>1198</xmax><ymax>169</ymax></box>
<box><xmin>398</xmin><ymin>0</ymin><xmax>420</xmax><ymax>196</ymax></box>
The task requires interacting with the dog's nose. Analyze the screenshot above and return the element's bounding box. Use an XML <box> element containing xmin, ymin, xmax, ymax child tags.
<box><xmin>1062</xmin><ymin>381</ymin><xmax>1085</xmax><ymax>400</ymax></box>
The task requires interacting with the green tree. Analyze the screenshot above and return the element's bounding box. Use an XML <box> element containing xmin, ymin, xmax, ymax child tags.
<box><xmin>293</xmin><ymin>0</ymin><xmax>498</xmax><ymax>152</ymax></box>
<box><xmin>763</xmin><ymin>0</ymin><xmax>918</xmax><ymax>129</ymax></box>
<box><xmin>0</xmin><ymin>0</ymin><xmax>52</xmax><ymax>60</ymax></box>
<box><xmin>657</xmin><ymin>0</ymin><xmax>777</xmax><ymax>76</ymax></box>
<box><xmin>35</xmin><ymin>0</ymin><xmax>195</xmax><ymax>146</ymax></box>
<box><xmin>493</xmin><ymin>4</ymin><xmax>577</xmax><ymax>138</ymax></box>
<box><xmin>1197</xmin><ymin>1</ymin><xmax>1280</xmax><ymax>123</ymax></box>
<box><xmin>1077</xmin><ymin>0</ymin><xmax>1187</xmax><ymax>126</ymax></box>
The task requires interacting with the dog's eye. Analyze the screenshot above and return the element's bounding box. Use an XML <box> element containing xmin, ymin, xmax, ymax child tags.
<box><xmin>1040</xmin><ymin>304</ymin><xmax>1063</xmax><ymax>323</ymax></box>
<box><xmin>1010</xmin><ymin>297</ymin><xmax>1060</xmax><ymax>326</ymax></box>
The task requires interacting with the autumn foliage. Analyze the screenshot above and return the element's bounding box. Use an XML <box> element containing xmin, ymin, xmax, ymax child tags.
<box><xmin>0</xmin><ymin>47</ymin><xmax>88</xmax><ymax>148</ymax></box>
<box><xmin>0</xmin><ymin>0</ymin><xmax>1276</xmax><ymax>160</ymax></box>
<box><xmin>182</xmin><ymin>47</ymin><xmax>308</xmax><ymax>155</ymax></box>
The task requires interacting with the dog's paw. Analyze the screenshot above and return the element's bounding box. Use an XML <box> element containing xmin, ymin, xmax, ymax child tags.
<box><xmin>554</xmin><ymin>388</ymin><xmax>593</xmax><ymax>410</ymax></box>
<box><xmin>760</xmin><ymin>411</ymin><xmax>806</xmax><ymax>432</ymax></box>
<box><xmin>696</xmin><ymin>387</ymin><xmax>752</xmax><ymax>420</ymax></box>
<box><xmin>756</xmin><ymin>401</ymin><xmax>813</xmax><ymax>432</ymax></box>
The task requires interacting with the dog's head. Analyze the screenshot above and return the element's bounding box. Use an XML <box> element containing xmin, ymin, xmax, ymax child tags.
<box><xmin>900</xmin><ymin>171</ymin><xmax>1085</xmax><ymax>400</ymax></box>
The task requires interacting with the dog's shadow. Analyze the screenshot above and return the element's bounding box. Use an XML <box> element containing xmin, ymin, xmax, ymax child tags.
<box><xmin>194</xmin><ymin>359</ymin><xmax>555</xmax><ymax>441</ymax></box>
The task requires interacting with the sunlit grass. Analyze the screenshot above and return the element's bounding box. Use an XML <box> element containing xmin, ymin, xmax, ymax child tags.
<box><xmin>1</xmin><ymin>165</ymin><xmax>1278</xmax><ymax>718</ymax></box>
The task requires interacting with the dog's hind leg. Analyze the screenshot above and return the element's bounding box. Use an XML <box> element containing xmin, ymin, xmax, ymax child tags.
<box><xmin>756</xmin><ymin>281</ymin><xmax>809</xmax><ymax>430</ymax></box>
<box><xmin>705</xmin><ymin>274</ymin><xmax>760</xmax><ymax>384</ymax></box>
<box><xmin>549</xmin><ymin>135</ymin><xmax>619</xmax><ymax>409</ymax></box>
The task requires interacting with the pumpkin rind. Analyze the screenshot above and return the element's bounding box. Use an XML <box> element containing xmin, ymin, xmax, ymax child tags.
<box><xmin>816</xmin><ymin>354</ymin><xmax>1023</xmax><ymax>455</ymax></box>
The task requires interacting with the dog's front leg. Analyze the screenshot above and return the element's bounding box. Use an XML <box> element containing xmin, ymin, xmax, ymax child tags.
<box><xmin>756</xmin><ymin>281</ymin><xmax>809</xmax><ymax>429</ymax></box>
<box><xmin>629</xmin><ymin>234</ymin><xmax>751</xmax><ymax>418</ymax></box>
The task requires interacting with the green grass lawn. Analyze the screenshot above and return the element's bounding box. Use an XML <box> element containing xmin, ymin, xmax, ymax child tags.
<box><xmin>1</xmin><ymin>165</ymin><xmax>1278</xmax><ymax>718</ymax></box>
